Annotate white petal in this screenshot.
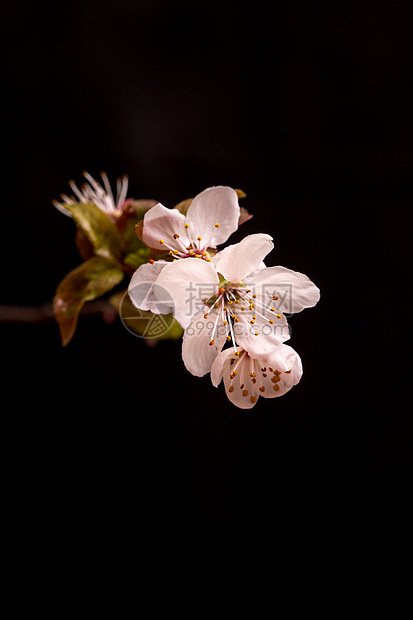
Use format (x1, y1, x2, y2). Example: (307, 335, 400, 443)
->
(212, 234, 274, 284)
(213, 344, 303, 408)
(210, 348, 234, 387)
(234, 310, 290, 357)
(182, 311, 228, 377)
(254, 344, 303, 398)
(142, 202, 189, 251)
(221, 354, 259, 409)
(128, 261, 174, 315)
(251, 266, 320, 314)
(185, 186, 240, 247)
(156, 258, 219, 329)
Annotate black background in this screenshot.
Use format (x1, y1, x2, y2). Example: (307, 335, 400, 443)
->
(1, 0, 412, 551)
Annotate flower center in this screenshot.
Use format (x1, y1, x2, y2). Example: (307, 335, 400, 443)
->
(226, 352, 285, 404)
(158, 222, 221, 261)
(202, 276, 284, 351)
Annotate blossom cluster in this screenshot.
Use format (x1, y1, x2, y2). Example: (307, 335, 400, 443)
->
(53, 173, 320, 409)
(127, 185, 320, 409)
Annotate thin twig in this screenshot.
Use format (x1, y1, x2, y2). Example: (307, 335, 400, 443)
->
(0, 300, 116, 324)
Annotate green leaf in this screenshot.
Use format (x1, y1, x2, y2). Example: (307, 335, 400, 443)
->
(53, 256, 124, 346)
(74, 228, 94, 260)
(123, 247, 151, 270)
(117, 199, 158, 253)
(64, 202, 124, 262)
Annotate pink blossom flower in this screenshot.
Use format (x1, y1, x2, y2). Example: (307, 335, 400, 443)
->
(140, 185, 241, 258)
(211, 343, 303, 409)
(128, 185, 241, 315)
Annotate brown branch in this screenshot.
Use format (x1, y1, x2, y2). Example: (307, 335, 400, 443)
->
(0, 300, 116, 324)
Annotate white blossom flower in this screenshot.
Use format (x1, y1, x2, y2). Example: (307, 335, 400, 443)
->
(128, 185, 241, 316)
(210, 343, 303, 409)
(139, 185, 241, 258)
(155, 233, 320, 376)
(53, 171, 130, 219)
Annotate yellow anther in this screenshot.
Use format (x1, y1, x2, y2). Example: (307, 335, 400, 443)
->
(174, 250, 179, 254)
(223, 320, 228, 326)
(197, 236, 202, 241)
(252, 294, 257, 299)
(276, 314, 282, 319)
(254, 331, 259, 336)
(252, 315, 256, 320)
(234, 317, 239, 323)
(227, 336, 231, 341)
(269, 319, 274, 324)
(149, 259, 155, 264)
(273, 295, 279, 300)
(173, 233, 180, 239)
(204, 313, 208, 319)
(159, 239, 164, 244)
(215, 223, 220, 228)
(184, 223, 189, 229)
(250, 320, 255, 324)
(270, 307, 275, 312)
(169, 250, 173, 255)
(240, 307, 245, 311)
(209, 340, 214, 346)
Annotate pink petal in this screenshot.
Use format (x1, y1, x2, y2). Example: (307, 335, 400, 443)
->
(128, 260, 173, 315)
(182, 310, 229, 377)
(142, 203, 189, 251)
(186, 186, 240, 248)
(251, 266, 320, 314)
(156, 258, 219, 329)
(212, 234, 274, 284)
(234, 310, 290, 357)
